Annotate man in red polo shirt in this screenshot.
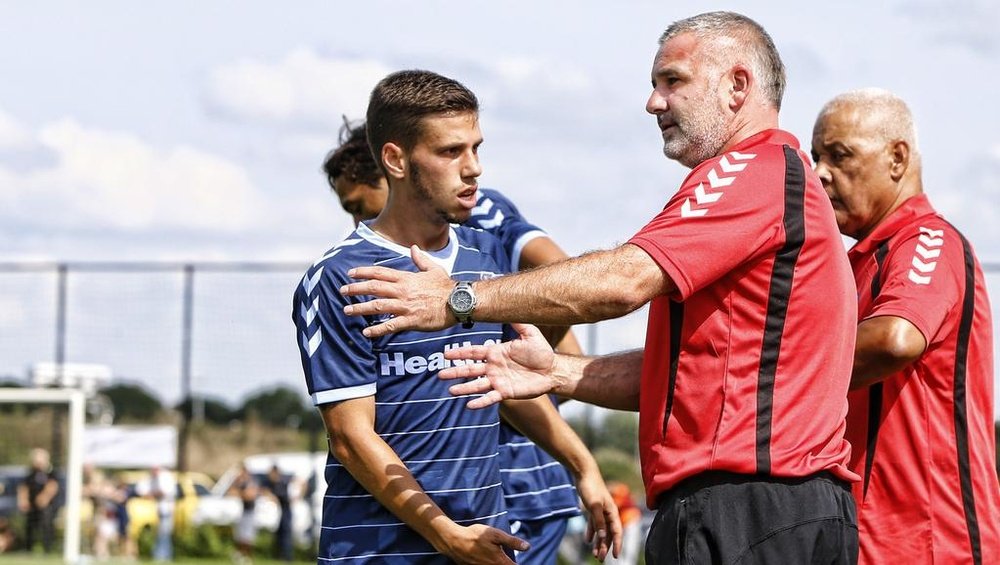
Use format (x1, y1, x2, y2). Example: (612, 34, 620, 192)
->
(341, 11, 860, 565)
(812, 88, 999, 565)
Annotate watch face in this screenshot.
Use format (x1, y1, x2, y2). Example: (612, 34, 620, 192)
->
(450, 289, 475, 313)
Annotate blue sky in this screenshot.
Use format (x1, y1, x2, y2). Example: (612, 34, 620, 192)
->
(1, 1, 998, 414)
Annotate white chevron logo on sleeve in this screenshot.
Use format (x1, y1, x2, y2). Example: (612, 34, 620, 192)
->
(706, 168, 735, 188)
(302, 266, 325, 296)
(477, 209, 505, 229)
(301, 329, 323, 357)
(471, 197, 494, 216)
(694, 183, 721, 203)
(918, 234, 944, 247)
(301, 296, 319, 327)
(679, 152, 756, 218)
(717, 155, 747, 173)
(914, 244, 940, 259)
(681, 199, 708, 217)
(907, 226, 944, 285)
(911, 257, 937, 273)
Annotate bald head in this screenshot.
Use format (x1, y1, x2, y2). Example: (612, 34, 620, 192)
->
(812, 88, 923, 240)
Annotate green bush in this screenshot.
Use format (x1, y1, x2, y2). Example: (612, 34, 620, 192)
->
(174, 524, 230, 558)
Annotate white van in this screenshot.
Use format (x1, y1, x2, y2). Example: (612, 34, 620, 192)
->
(193, 451, 327, 545)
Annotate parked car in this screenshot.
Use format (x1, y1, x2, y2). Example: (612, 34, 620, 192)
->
(193, 452, 326, 545)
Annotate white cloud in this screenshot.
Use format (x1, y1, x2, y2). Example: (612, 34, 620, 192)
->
(0, 107, 33, 150)
(0, 111, 268, 234)
(203, 48, 393, 128)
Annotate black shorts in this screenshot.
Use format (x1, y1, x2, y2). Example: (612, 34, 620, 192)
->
(645, 471, 858, 565)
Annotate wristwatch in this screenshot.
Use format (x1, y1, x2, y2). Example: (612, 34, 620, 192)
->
(447, 281, 477, 329)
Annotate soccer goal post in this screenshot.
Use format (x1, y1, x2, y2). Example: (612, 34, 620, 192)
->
(0, 387, 84, 564)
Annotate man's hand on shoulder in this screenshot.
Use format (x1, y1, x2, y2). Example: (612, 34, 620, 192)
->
(341, 245, 454, 338)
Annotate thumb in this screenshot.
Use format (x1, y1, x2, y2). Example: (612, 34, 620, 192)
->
(511, 322, 542, 340)
(410, 245, 438, 273)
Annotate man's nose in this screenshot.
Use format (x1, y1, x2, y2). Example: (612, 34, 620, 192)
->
(646, 90, 667, 115)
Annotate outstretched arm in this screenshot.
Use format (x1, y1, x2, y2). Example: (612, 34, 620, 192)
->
(441, 323, 644, 411)
(341, 243, 672, 338)
(320, 398, 526, 563)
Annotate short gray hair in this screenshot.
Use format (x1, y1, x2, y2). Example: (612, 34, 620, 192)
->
(818, 88, 919, 149)
(660, 11, 786, 110)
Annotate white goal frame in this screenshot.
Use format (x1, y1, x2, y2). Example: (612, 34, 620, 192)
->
(0, 387, 84, 564)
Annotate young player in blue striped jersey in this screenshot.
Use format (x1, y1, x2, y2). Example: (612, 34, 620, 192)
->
(297, 69, 620, 563)
(325, 122, 594, 565)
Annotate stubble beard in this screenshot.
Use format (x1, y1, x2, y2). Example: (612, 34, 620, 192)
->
(410, 162, 467, 225)
(662, 82, 731, 168)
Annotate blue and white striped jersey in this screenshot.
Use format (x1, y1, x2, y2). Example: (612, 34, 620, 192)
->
(293, 222, 514, 563)
(468, 189, 581, 525)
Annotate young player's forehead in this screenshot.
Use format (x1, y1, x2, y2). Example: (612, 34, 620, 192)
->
(414, 111, 482, 148)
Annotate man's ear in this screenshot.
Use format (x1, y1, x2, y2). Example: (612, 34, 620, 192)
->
(729, 64, 751, 112)
(381, 142, 406, 180)
(888, 140, 910, 182)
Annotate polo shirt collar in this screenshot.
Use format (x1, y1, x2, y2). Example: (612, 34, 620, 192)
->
(849, 194, 935, 257)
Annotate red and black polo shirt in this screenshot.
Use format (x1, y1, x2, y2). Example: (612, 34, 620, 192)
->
(629, 129, 859, 507)
(846, 193, 999, 565)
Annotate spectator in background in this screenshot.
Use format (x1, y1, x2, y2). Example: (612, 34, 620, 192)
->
(83, 465, 121, 560)
(138, 466, 176, 562)
(228, 464, 259, 564)
(17, 447, 60, 554)
(264, 464, 293, 562)
(112, 476, 136, 560)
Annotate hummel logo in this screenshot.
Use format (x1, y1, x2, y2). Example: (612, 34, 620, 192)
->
(908, 226, 944, 285)
(680, 151, 756, 218)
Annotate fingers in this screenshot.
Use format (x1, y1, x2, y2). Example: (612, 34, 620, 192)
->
(587, 510, 609, 562)
(340, 279, 400, 299)
(608, 505, 624, 559)
(442, 344, 490, 364)
(344, 266, 401, 284)
(360, 318, 405, 339)
(445, 373, 491, 395)
(466, 389, 505, 410)
(491, 529, 529, 554)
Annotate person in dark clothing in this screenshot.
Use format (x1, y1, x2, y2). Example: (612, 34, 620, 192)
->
(264, 465, 293, 562)
(17, 448, 60, 554)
